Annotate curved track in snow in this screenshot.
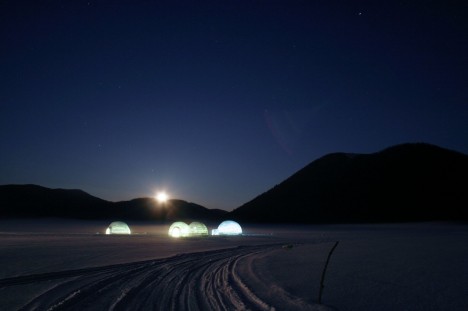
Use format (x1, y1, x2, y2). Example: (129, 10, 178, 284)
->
(0, 244, 290, 311)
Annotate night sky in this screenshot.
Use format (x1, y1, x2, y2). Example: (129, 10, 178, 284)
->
(1, 1, 467, 210)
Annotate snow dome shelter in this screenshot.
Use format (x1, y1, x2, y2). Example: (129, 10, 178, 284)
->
(212, 220, 242, 235)
(168, 221, 190, 238)
(106, 221, 131, 235)
(189, 222, 209, 236)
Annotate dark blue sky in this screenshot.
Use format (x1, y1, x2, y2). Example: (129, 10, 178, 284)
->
(1, 1, 467, 210)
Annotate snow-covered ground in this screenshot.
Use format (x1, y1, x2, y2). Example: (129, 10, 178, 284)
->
(0, 220, 467, 310)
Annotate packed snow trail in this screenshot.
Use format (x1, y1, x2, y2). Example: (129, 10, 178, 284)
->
(1, 244, 303, 311)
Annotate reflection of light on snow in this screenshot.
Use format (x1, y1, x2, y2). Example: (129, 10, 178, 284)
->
(106, 221, 131, 235)
(215, 220, 242, 235)
(212, 229, 219, 235)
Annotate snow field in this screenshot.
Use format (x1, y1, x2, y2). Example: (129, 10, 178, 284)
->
(0, 221, 467, 310)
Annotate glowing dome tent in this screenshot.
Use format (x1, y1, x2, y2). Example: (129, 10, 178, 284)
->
(212, 220, 242, 235)
(106, 221, 131, 235)
(189, 222, 209, 236)
(168, 222, 190, 238)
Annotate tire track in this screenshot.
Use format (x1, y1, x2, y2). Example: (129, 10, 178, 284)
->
(1, 244, 283, 311)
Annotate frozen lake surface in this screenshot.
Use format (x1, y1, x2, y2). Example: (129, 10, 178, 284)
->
(0, 220, 467, 310)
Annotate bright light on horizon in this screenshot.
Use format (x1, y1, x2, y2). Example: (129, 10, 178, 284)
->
(156, 191, 169, 203)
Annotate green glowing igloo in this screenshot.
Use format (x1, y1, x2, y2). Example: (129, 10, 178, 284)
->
(168, 221, 190, 238)
(189, 222, 209, 236)
(106, 221, 131, 235)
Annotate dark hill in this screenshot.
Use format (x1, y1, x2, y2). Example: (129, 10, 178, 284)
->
(231, 143, 468, 223)
(0, 184, 227, 222)
(0, 184, 114, 219)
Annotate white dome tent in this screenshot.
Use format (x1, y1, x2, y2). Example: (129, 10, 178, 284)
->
(106, 221, 131, 235)
(212, 220, 242, 235)
(168, 221, 190, 238)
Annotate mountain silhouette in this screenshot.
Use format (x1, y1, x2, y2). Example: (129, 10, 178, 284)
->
(2, 143, 467, 224)
(231, 143, 468, 223)
(0, 184, 227, 222)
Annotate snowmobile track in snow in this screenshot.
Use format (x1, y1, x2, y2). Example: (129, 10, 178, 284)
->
(1, 244, 284, 311)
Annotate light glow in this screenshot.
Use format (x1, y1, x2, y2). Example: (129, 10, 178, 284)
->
(106, 221, 131, 235)
(156, 191, 169, 203)
(168, 222, 189, 238)
(215, 220, 242, 235)
(172, 227, 181, 238)
(189, 222, 209, 236)
(168, 221, 209, 237)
